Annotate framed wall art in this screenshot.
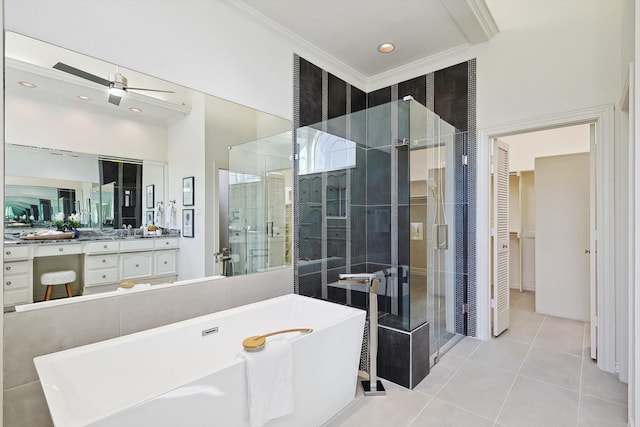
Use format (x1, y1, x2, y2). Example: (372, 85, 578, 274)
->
(146, 185, 155, 209)
(182, 209, 194, 238)
(182, 176, 194, 206)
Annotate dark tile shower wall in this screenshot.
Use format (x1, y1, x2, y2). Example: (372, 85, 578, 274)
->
(294, 55, 476, 386)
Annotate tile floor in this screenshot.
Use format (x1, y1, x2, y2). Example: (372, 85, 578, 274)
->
(324, 290, 628, 427)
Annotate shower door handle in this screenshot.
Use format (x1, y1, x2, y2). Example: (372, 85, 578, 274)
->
(434, 224, 448, 250)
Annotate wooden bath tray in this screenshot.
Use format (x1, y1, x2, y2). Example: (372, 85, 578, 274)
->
(19, 232, 75, 240)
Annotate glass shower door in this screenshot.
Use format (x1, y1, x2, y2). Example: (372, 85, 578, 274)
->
(407, 99, 461, 365)
(227, 134, 291, 276)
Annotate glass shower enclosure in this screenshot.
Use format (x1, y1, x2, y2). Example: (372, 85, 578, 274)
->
(227, 134, 292, 276)
(295, 98, 467, 367)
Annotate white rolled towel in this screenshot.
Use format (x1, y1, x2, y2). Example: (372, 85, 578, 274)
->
(237, 338, 294, 427)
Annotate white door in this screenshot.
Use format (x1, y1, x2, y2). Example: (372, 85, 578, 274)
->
(535, 153, 590, 321)
(588, 124, 597, 360)
(493, 140, 510, 336)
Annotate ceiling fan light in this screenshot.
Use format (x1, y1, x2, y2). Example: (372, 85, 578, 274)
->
(108, 86, 127, 98)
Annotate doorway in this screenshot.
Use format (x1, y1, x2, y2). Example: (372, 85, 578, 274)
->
(477, 105, 615, 373)
(490, 125, 592, 342)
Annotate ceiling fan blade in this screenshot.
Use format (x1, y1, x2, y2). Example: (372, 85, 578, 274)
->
(53, 62, 112, 87)
(126, 87, 176, 94)
(108, 94, 122, 106)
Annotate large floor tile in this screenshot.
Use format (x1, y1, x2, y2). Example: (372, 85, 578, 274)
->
(513, 292, 535, 312)
(436, 360, 515, 421)
(410, 398, 494, 427)
(414, 354, 465, 396)
(323, 388, 432, 427)
(443, 337, 481, 359)
(519, 345, 582, 391)
(534, 315, 584, 355)
(580, 358, 628, 405)
(498, 316, 542, 345)
(578, 395, 628, 426)
(469, 337, 529, 373)
(497, 376, 579, 427)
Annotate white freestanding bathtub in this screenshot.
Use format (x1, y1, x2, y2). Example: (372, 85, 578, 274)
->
(34, 294, 366, 427)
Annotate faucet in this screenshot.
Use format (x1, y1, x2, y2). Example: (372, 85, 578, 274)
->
(338, 273, 386, 396)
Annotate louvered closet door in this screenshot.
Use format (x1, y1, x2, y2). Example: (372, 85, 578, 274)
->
(493, 140, 510, 336)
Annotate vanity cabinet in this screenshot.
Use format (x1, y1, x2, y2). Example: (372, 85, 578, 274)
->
(84, 254, 119, 286)
(83, 238, 179, 295)
(120, 252, 154, 280)
(154, 250, 177, 276)
(3, 245, 33, 307)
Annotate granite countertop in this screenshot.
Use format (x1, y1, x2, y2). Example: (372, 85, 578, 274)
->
(4, 228, 181, 245)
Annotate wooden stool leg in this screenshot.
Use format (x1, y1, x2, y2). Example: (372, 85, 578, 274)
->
(44, 285, 52, 301)
(65, 283, 73, 298)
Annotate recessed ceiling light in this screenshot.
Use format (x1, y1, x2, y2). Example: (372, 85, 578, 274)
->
(18, 81, 36, 88)
(378, 43, 395, 54)
(76, 95, 92, 101)
(129, 107, 142, 113)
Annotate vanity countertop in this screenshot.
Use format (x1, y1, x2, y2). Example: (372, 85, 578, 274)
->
(4, 230, 180, 246)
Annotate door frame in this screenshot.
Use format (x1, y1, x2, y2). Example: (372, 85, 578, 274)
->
(476, 104, 615, 374)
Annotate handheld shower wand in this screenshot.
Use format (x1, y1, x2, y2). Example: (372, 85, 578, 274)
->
(338, 273, 386, 396)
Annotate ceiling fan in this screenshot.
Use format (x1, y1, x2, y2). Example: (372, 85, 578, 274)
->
(52, 62, 175, 106)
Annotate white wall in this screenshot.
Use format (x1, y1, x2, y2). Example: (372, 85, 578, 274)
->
(502, 125, 591, 172)
(5, 93, 168, 162)
(4, 1, 314, 121)
(168, 91, 207, 280)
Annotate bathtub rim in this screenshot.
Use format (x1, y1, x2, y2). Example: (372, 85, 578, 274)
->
(34, 294, 366, 427)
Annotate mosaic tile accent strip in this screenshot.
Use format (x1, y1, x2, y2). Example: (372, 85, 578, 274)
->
(293, 54, 301, 294)
(426, 73, 435, 111)
(467, 58, 477, 337)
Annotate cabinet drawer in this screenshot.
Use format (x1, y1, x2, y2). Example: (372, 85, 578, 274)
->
(4, 260, 31, 275)
(155, 251, 177, 276)
(85, 268, 119, 287)
(86, 254, 118, 269)
(120, 239, 154, 252)
(4, 289, 29, 306)
(4, 274, 30, 290)
(120, 252, 153, 280)
(4, 246, 30, 260)
(37, 244, 82, 257)
(154, 238, 179, 249)
(85, 241, 120, 254)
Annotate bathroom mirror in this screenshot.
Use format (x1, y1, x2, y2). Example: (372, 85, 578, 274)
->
(4, 31, 292, 308)
(3, 144, 159, 230)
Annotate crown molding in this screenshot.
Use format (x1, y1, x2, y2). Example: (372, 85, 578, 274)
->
(366, 44, 474, 92)
(224, 0, 368, 90)
(467, 0, 500, 40)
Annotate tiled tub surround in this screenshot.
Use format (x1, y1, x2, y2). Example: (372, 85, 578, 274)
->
(34, 294, 365, 427)
(3, 267, 293, 427)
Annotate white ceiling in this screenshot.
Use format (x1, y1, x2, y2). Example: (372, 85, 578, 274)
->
(235, 0, 499, 77)
(4, 1, 500, 124)
(4, 32, 192, 124)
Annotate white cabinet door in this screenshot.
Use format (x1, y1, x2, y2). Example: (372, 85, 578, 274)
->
(155, 250, 177, 276)
(120, 252, 153, 280)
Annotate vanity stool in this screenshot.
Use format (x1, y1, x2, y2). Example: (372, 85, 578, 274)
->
(41, 270, 76, 301)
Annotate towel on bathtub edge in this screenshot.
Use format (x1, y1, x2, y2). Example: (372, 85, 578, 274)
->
(237, 337, 294, 427)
